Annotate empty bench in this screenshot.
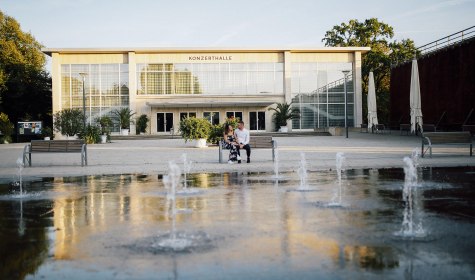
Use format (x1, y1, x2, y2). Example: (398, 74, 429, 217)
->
(219, 136, 276, 163)
(421, 132, 473, 158)
(23, 140, 88, 167)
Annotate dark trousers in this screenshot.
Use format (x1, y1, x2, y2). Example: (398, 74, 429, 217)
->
(236, 144, 251, 158)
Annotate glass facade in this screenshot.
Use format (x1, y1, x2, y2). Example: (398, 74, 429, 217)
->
(291, 62, 354, 129)
(137, 63, 283, 95)
(61, 64, 129, 131)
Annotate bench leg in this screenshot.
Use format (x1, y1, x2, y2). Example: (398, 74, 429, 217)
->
(421, 143, 424, 158)
(81, 144, 88, 166)
(219, 142, 223, 163)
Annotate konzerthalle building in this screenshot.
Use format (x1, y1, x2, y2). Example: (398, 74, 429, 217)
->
(42, 47, 369, 134)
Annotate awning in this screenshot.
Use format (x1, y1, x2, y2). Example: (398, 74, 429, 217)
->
(145, 101, 276, 108)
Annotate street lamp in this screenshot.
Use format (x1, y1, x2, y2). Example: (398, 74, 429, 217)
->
(79, 72, 87, 130)
(342, 70, 350, 138)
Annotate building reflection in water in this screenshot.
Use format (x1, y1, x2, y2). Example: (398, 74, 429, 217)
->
(4, 167, 472, 278)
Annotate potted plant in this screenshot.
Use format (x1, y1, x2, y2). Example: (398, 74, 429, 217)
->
(96, 115, 113, 143)
(53, 109, 85, 139)
(179, 117, 212, 148)
(41, 126, 53, 140)
(80, 124, 101, 144)
(268, 102, 300, 132)
(113, 107, 135, 135)
(136, 114, 149, 135)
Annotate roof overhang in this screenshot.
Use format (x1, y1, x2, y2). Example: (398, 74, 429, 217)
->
(145, 101, 276, 108)
(41, 47, 371, 56)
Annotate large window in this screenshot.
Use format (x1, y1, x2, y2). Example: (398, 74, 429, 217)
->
(137, 62, 283, 95)
(226, 111, 243, 121)
(180, 112, 197, 120)
(60, 64, 129, 132)
(291, 62, 354, 129)
(203, 112, 220, 125)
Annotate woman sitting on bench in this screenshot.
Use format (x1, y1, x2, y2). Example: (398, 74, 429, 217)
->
(223, 124, 240, 164)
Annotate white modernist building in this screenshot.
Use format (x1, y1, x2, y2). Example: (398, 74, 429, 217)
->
(42, 47, 370, 134)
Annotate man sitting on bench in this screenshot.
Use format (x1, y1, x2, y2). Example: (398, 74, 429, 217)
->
(235, 120, 251, 163)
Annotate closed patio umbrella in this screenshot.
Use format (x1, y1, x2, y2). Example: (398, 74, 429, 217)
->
(367, 71, 378, 131)
(410, 59, 423, 134)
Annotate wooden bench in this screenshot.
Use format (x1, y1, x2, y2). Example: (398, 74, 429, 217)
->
(421, 132, 473, 158)
(219, 136, 276, 163)
(23, 140, 88, 167)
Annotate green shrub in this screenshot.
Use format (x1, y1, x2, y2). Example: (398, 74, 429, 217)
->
(136, 114, 149, 134)
(179, 117, 212, 142)
(0, 112, 14, 143)
(53, 109, 84, 136)
(207, 117, 240, 144)
(80, 125, 101, 144)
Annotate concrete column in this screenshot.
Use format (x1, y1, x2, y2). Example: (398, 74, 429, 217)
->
(353, 51, 363, 127)
(128, 52, 137, 134)
(51, 53, 62, 138)
(284, 51, 292, 131)
(51, 53, 61, 114)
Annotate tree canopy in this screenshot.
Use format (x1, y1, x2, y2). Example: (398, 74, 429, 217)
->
(0, 9, 51, 131)
(322, 18, 417, 123)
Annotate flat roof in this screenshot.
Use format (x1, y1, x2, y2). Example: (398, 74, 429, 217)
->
(42, 47, 370, 56)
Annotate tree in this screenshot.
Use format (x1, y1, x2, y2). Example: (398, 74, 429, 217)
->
(322, 18, 417, 123)
(0, 10, 52, 131)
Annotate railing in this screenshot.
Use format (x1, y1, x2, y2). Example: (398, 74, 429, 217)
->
(417, 26, 475, 56)
(310, 73, 353, 95)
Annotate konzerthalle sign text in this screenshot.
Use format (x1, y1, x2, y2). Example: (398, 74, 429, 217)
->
(188, 55, 232, 61)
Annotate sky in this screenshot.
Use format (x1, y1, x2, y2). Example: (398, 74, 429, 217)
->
(2, 0, 475, 67)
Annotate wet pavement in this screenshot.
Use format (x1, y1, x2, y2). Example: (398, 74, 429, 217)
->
(0, 167, 474, 279)
(1, 131, 474, 180)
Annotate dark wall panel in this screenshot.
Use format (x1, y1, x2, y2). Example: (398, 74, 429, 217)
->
(390, 38, 475, 129)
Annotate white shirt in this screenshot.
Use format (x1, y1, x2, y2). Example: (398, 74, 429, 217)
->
(234, 128, 250, 145)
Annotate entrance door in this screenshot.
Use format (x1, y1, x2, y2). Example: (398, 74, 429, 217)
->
(157, 113, 174, 132)
(249, 111, 266, 131)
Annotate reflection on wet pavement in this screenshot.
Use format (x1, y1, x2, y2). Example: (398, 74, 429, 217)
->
(0, 167, 474, 279)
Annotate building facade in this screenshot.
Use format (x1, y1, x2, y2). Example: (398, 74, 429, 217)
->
(43, 47, 369, 134)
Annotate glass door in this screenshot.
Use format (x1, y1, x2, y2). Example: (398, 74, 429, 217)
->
(249, 111, 266, 131)
(157, 112, 174, 132)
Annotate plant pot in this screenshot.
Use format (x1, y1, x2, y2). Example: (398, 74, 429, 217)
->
(101, 135, 107, 144)
(280, 126, 288, 133)
(121, 129, 129, 136)
(44, 137, 50, 140)
(194, 138, 208, 148)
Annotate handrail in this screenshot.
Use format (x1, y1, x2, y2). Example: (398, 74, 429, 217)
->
(392, 26, 475, 67)
(463, 108, 474, 125)
(418, 26, 475, 56)
(311, 73, 353, 95)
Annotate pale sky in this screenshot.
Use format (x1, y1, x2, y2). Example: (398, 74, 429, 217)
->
(2, 0, 474, 57)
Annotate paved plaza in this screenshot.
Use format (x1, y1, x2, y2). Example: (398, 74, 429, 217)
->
(1, 131, 474, 180)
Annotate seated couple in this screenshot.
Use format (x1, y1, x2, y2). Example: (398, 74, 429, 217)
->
(223, 120, 251, 164)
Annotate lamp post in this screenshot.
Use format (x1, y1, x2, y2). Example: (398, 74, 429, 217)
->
(342, 70, 350, 138)
(79, 73, 87, 130)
